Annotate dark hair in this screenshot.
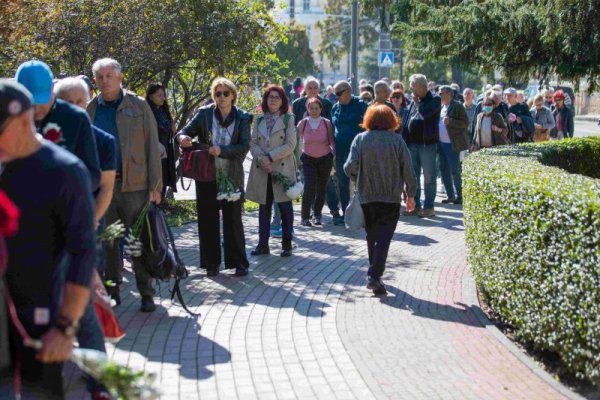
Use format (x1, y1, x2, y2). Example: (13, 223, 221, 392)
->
(293, 77, 303, 90)
(145, 82, 172, 121)
(361, 104, 400, 131)
(261, 85, 289, 114)
(359, 83, 374, 97)
(390, 89, 407, 107)
(306, 97, 323, 110)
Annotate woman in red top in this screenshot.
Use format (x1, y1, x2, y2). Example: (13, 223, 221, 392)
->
(298, 97, 335, 226)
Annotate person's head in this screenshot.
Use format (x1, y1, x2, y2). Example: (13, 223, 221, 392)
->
(463, 88, 475, 105)
(306, 96, 323, 118)
(0, 79, 36, 162)
(78, 75, 95, 99)
(15, 60, 54, 122)
(261, 85, 288, 114)
(373, 80, 391, 103)
(542, 88, 554, 105)
(486, 90, 501, 106)
(481, 96, 495, 115)
(54, 77, 90, 110)
(146, 82, 168, 108)
(361, 104, 400, 132)
(427, 80, 436, 93)
(293, 77, 302, 90)
(92, 58, 123, 100)
(326, 85, 333, 95)
(533, 94, 544, 111)
(389, 89, 407, 109)
(359, 91, 373, 103)
(504, 87, 518, 106)
(304, 76, 320, 98)
(211, 77, 237, 110)
(359, 83, 374, 98)
(391, 80, 404, 92)
(450, 83, 460, 93)
(333, 81, 352, 105)
(438, 85, 454, 106)
(553, 90, 566, 109)
(517, 91, 525, 103)
(410, 74, 429, 98)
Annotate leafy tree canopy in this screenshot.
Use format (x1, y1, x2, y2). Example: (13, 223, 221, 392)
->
(275, 23, 315, 78)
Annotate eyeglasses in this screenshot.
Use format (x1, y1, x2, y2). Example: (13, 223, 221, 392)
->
(215, 91, 230, 98)
(335, 89, 347, 97)
(268, 95, 281, 101)
(391, 95, 401, 99)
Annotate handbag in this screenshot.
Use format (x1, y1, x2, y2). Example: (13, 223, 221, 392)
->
(180, 146, 216, 182)
(345, 191, 364, 230)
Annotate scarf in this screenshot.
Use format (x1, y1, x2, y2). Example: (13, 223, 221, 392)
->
(215, 106, 236, 128)
(264, 111, 280, 133)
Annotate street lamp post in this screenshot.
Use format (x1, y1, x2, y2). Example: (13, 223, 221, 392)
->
(350, 0, 359, 94)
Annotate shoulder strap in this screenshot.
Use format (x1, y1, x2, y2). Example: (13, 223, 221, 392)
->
(283, 113, 291, 127)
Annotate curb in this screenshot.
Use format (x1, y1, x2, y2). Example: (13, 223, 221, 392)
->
(575, 115, 600, 122)
(470, 295, 585, 400)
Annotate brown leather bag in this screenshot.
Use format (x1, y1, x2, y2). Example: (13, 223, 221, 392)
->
(180, 146, 216, 182)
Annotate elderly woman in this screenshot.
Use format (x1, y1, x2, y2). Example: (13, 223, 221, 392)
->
(530, 93, 556, 133)
(344, 105, 417, 295)
(176, 77, 251, 277)
(471, 94, 509, 151)
(246, 85, 297, 257)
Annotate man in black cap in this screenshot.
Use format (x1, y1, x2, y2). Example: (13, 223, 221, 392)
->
(0, 79, 96, 399)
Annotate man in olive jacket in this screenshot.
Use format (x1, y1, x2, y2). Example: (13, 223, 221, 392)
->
(87, 58, 162, 312)
(438, 86, 469, 204)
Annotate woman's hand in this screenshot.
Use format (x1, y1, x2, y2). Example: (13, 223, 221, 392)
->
(209, 145, 221, 157)
(178, 135, 193, 148)
(259, 156, 272, 173)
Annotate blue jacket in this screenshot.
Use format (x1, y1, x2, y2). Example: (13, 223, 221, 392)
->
(402, 92, 441, 145)
(331, 96, 368, 158)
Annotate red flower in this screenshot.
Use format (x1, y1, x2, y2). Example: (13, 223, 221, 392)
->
(44, 128, 62, 143)
(0, 190, 20, 237)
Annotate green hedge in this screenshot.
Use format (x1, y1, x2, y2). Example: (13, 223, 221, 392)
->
(463, 137, 600, 383)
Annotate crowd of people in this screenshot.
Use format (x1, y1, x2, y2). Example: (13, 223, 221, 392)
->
(0, 59, 575, 399)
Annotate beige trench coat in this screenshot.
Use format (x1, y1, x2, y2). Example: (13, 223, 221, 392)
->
(245, 112, 298, 204)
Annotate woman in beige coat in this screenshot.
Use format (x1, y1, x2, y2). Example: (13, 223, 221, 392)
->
(246, 85, 297, 257)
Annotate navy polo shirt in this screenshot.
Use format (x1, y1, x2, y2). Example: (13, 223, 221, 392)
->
(93, 92, 123, 173)
(92, 126, 117, 172)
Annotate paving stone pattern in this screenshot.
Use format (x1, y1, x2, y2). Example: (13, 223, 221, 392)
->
(65, 200, 568, 400)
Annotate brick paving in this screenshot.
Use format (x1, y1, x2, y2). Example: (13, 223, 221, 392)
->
(65, 195, 575, 399)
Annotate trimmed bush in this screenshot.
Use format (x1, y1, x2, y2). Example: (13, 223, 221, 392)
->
(463, 137, 600, 383)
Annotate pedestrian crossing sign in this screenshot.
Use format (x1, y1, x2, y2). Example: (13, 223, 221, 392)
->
(378, 51, 394, 67)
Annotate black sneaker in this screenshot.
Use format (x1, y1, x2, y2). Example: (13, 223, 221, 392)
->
(106, 286, 121, 307)
(206, 268, 219, 277)
(366, 277, 387, 295)
(333, 215, 345, 226)
(234, 266, 249, 277)
(441, 197, 457, 204)
(140, 296, 156, 313)
(312, 216, 322, 225)
(301, 219, 312, 227)
(453, 197, 463, 205)
(281, 248, 292, 257)
(251, 245, 270, 256)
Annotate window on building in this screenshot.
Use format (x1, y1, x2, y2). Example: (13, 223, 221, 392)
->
(303, 0, 310, 11)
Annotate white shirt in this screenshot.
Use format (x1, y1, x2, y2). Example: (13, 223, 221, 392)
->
(308, 116, 322, 130)
(480, 116, 493, 147)
(438, 105, 451, 143)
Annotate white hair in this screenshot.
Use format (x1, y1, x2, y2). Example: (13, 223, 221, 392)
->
(463, 88, 474, 96)
(304, 76, 320, 88)
(92, 58, 122, 77)
(333, 80, 351, 93)
(374, 80, 391, 95)
(409, 74, 428, 90)
(54, 77, 90, 101)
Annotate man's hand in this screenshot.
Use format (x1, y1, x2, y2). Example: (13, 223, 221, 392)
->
(150, 190, 161, 205)
(209, 145, 221, 157)
(37, 328, 73, 363)
(406, 197, 416, 212)
(178, 135, 193, 148)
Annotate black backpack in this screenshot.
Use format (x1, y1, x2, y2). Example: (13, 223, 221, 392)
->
(138, 204, 197, 315)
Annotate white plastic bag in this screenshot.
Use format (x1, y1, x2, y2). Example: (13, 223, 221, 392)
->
(345, 192, 364, 230)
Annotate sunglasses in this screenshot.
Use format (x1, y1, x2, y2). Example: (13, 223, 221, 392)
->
(391, 95, 402, 99)
(335, 89, 347, 97)
(215, 91, 230, 98)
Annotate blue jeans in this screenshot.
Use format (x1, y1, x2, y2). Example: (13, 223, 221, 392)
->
(408, 143, 437, 209)
(438, 142, 462, 199)
(326, 174, 340, 215)
(335, 156, 351, 214)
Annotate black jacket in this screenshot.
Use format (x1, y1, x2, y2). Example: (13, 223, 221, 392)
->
(292, 95, 333, 125)
(402, 92, 442, 145)
(176, 105, 252, 191)
(553, 106, 574, 138)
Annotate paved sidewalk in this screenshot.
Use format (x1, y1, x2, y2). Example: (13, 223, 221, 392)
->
(65, 199, 574, 399)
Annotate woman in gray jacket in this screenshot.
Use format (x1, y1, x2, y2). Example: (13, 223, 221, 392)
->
(530, 94, 556, 132)
(344, 105, 417, 295)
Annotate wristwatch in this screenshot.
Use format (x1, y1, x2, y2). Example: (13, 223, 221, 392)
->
(55, 316, 80, 338)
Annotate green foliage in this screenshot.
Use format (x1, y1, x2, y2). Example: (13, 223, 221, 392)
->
(275, 24, 315, 78)
(463, 137, 600, 383)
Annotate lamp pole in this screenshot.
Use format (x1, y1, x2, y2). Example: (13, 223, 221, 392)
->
(350, 0, 359, 94)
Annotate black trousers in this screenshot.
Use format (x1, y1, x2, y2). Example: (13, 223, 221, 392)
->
(301, 153, 334, 220)
(361, 202, 400, 279)
(258, 175, 294, 250)
(195, 180, 249, 270)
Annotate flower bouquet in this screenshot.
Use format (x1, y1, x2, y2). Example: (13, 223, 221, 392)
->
(272, 171, 304, 200)
(124, 202, 152, 258)
(97, 220, 125, 243)
(216, 167, 241, 202)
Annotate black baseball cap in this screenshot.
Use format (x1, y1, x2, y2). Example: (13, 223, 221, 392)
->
(0, 79, 33, 131)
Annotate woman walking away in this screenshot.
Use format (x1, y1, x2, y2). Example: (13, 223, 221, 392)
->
(344, 105, 417, 295)
(176, 77, 251, 277)
(146, 82, 177, 198)
(298, 97, 335, 226)
(246, 85, 297, 257)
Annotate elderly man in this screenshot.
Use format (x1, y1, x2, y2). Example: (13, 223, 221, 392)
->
(331, 80, 368, 224)
(437, 86, 469, 205)
(504, 87, 534, 143)
(292, 76, 333, 123)
(15, 60, 101, 193)
(463, 88, 477, 143)
(0, 79, 96, 399)
(401, 74, 442, 218)
(87, 58, 162, 312)
(370, 80, 397, 112)
(542, 88, 555, 111)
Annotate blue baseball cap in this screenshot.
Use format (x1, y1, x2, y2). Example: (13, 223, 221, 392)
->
(15, 60, 54, 105)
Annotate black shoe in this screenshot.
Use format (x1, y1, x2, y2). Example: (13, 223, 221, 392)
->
(206, 268, 219, 277)
(106, 286, 121, 307)
(140, 296, 156, 313)
(251, 245, 270, 256)
(453, 197, 463, 205)
(234, 266, 249, 277)
(441, 197, 457, 204)
(281, 248, 292, 257)
(366, 277, 387, 295)
(313, 216, 322, 225)
(301, 219, 312, 227)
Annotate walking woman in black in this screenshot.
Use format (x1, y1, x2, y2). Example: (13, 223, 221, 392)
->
(176, 77, 252, 277)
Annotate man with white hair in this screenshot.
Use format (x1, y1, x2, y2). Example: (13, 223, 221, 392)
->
(371, 80, 396, 112)
(292, 76, 333, 126)
(401, 74, 442, 218)
(463, 88, 477, 143)
(87, 58, 162, 312)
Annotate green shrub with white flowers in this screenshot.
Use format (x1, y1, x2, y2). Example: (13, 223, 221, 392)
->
(463, 137, 600, 383)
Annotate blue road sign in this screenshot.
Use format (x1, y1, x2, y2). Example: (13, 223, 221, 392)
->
(378, 51, 394, 67)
